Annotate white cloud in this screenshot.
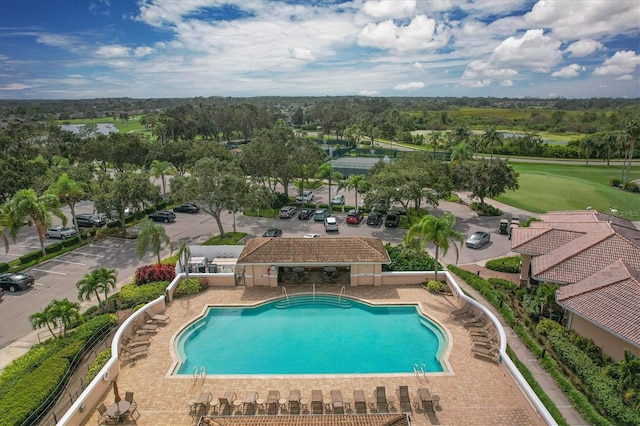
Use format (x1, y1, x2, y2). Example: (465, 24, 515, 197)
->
(36, 33, 80, 49)
(362, 0, 416, 19)
(565, 39, 602, 58)
(460, 79, 492, 88)
(593, 50, 639, 76)
(95, 45, 132, 58)
(500, 79, 513, 87)
(462, 29, 562, 81)
(133, 46, 154, 57)
(525, 0, 640, 40)
(0, 83, 32, 90)
(393, 81, 424, 91)
(551, 64, 585, 78)
(288, 46, 315, 60)
(357, 15, 449, 52)
(358, 90, 379, 96)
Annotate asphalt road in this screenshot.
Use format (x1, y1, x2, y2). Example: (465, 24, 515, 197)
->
(0, 184, 521, 350)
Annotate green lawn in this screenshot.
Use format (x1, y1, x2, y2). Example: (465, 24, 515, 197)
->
(496, 163, 640, 220)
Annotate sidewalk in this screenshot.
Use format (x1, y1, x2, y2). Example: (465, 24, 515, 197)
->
(455, 264, 587, 426)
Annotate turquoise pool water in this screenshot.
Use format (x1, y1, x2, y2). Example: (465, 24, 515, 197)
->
(175, 295, 446, 375)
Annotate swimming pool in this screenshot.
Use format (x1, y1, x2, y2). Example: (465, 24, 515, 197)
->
(174, 294, 447, 375)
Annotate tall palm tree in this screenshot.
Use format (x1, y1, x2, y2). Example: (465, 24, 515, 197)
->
(406, 213, 463, 282)
(136, 219, 172, 264)
(8, 189, 66, 256)
(621, 120, 639, 187)
(1, 203, 11, 254)
(150, 160, 175, 198)
(176, 242, 192, 279)
(76, 267, 117, 307)
(450, 142, 473, 162)
(29, 307, 58, 339)
(315, 163, 344, 205)
(49, 298, 81, 337)
(428, 131, 442, 159)
(482, 127, 503, 159)
(340, 174, 366, 209)
(47, 173, 85, 236)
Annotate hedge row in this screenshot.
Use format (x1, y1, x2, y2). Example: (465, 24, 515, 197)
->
(544, 328, 639, 425)
(447, 265, 612, 426)
(485, 256, 521, 273)
(0, 262, 9, 273)
(20, 250, 43, 264)
(0, 340, 83, 425)
(119, 281, 168, 308)
(174, 278, 208, 298)
(45, 242, 63, 254)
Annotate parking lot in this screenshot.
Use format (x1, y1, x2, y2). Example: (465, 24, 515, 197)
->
(0, 185, 524, 352)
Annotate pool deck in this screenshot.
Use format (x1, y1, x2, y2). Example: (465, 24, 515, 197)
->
(82, 285, 545, 425)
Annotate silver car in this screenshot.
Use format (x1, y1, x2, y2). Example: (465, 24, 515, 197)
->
(46, 226, 78, 239)
(465, 231, 491, 249)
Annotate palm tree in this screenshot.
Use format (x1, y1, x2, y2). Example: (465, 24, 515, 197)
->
(621, 120, 639, 187)
(1, 203, 12, 254)
(150, 160, 175, 198)
(49, 298, 81, 337)
(609, 350, 640, 393)
(315, 163, 344, 205)
(136, 219, 172, 264)
(176, 242, 192, 279)
(428, 131, 442, 158)
(405, 213, 464, 282)
(340, 174, 366, 209)
(482, 127, 503, 159)
(450, 142, 473, 162)
(77, 267, 117, 307)
(29, 307, 58, 339)
(47, 173, 85, 236)
(7, 189, 66, 256)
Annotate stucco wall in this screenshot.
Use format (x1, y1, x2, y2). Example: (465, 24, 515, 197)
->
(569, 313, 640, 361)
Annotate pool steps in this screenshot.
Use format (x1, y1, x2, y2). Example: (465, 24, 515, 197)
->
(274, 294, 353, 309)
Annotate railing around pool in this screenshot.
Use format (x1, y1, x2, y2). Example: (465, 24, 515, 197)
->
(282, 286, 289, 306)
(339, 285, 346, 304)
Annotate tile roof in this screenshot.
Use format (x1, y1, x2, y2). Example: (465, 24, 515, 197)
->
(237, 237, 391, 265)
(556, 260, 640, 346)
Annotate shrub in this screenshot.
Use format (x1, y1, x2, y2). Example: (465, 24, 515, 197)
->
(85, 349, 112, 384)
(610, 178, 623, 187)
(426, 280, 446, 292)
(19, 250, 42, 265)
(485, 256, 521, 273)
(470, 202, 502, 216)
(174, 278, 208, 298)
(119, 281, 168, 308)
(271, 192, 290, 209)
(45, 242, 63, 254)
(625, 181, 639, 193)
(0, 262, 8, 273)
(135, 263, 176, 285)
(488, 277, 520, 293)
(61, 236, 80, 247)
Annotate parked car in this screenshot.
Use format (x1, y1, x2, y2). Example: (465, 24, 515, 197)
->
(367, 211, 383, 227)
(384, 211, 400, 227)
(296, 190, 314, 202)
(0, 272, 34, 292)
(279, 206, 297, 219)
(263, 228, 283, 237)
(303, 233, 320, 238)
(346, 209, 364, 224)
(173, 203, 200, 213)
(313, 208, 331, 221)
(74, 213, 106, 228)
(298, 208, 315, 220)
(148, 210, 176, 223)
(331, 194, 345, 205)
(466, 231, 491, 248)
(324, 216, 339, 232)
(45, 226, 78, 239)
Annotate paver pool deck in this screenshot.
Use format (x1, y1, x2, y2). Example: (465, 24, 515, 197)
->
(82, 285, 545, 425)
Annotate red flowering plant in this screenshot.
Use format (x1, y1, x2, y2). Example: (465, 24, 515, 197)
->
(135, 263, 176, 285)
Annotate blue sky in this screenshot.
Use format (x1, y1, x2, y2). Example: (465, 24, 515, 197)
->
(1, 0, 638, 99)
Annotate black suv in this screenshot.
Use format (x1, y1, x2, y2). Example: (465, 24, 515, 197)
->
(384, 211, 400, 227)
(74, 213, 106, 227)
(149, 210, 176, 223)
(367, 211, 383, 227)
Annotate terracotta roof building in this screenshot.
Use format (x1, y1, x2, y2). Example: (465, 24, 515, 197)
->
(511, 210, 640, 361)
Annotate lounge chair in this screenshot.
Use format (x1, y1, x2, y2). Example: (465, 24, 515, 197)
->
(375, 386, 388, 413)
(147, 310, 170, 324)
(218, 392, 236, 415)
(330, 390, 344, 414)
(472, 342, 498, 353)
(416, 387, 434, 413)
(397, 386, 411, 413)
(288, 389, 301, 414)
(353, 390, 367, 414)
(450, 302, 473, 318)
(243, 391, 258, 415)
(123, 332, 152, 343)
(468, 322, 494, 336)
(460, 312, 485, 327)
(472, 331, 498, 346)
(311, 389, 323, 414)
(266, 390, 279, 415)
